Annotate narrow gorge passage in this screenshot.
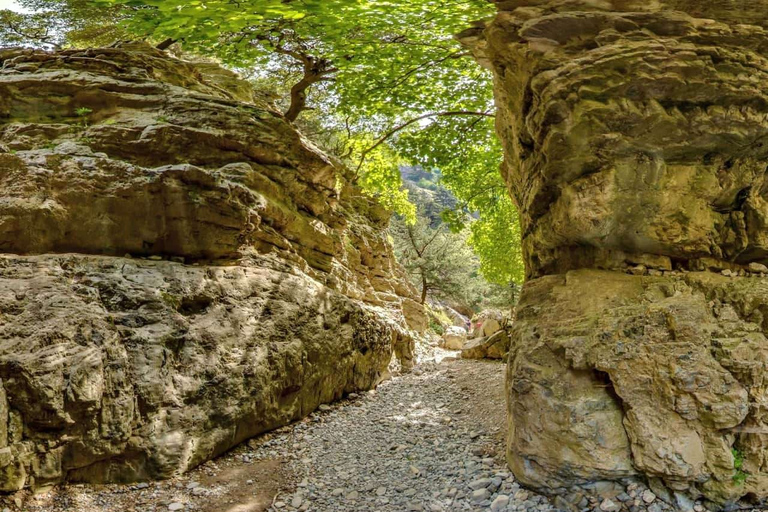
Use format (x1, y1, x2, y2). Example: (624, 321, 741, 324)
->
(18, 359, 554, 512)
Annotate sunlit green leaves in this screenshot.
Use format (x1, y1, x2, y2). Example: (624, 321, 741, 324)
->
(71, 0, 524, 286)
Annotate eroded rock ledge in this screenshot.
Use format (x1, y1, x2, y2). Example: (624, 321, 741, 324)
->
(461, 1, 768, 508)
(0, 44, 422, 490)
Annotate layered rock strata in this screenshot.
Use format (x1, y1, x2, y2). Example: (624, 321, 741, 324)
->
(461, 1, 768, 507)
(0, 44, 420, 490)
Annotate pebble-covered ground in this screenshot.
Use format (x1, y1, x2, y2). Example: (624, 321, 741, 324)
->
(1, 356, 754, 512)
(258, 358, 534, 512)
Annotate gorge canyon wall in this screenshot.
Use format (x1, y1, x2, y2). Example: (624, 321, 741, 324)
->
(0, 44, 422, 490)
(461, 1, 768, 508)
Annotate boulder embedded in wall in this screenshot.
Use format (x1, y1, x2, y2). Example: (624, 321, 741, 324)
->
(0, 44, 418, 490)
(442, 326, 468, 350)
(461, 1, 768, 506)
(402, 298, 429, 333)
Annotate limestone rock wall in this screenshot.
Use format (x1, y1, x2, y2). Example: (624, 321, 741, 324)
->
(461, 1, 768, 508)
(0, 44, 420, 490)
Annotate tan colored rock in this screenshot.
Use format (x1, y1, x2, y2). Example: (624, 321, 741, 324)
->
(462, 2, 768, 506)
(462, 2, 768, 279)
(481, 318, 502, 337)
(0, 44, 418, 490)
(470, 309, 504, 337)
(461, 331, 510, 360)
(442, 326, 468, 350)
(402, 298, 429, 333)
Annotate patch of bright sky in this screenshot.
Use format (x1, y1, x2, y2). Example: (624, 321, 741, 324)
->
(0, 0, 30, 12)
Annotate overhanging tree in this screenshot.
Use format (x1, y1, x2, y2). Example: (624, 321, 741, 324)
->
(12, 0, 526, 286)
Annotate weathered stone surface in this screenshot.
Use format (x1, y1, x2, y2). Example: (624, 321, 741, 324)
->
(462, 1, 768, 279)
(509, 270, 765, 500)
(471, 310, 505, 338)
(402, 298, 429, 333)
(461, 331, 510, 360)
(442, 326, 468, 350)
(0, 44, 421, 490)
(462, 2, 768, 507)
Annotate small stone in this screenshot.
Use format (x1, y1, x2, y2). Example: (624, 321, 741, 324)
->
(470, 488, 490, 503)
(331, 488, 344, 497)
(168, 503, 184, 512)
(749, 262, 768, 273)
(721, 269, 733, 277)
(629, 265, 646, 275)
(491, 495, 510, 511)
(600, 498, 621, 512)
(376, 486, 387, 496)
(291, 495, 303, 508)
(186, 482, 199, 489)
(318, 404, 331, 412)
(148, 255, 163, 261)
(136, 482, 150, 489)
(468, 477, 492, 490)
(407, 503, 423, 511)
(274, 501, 286, 509)
(642, 490, 657, 504)
(192, 487, 206, 496)
(346, 490, 359, 500)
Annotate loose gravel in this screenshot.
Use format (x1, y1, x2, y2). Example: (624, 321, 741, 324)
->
(1, 354, 748, 512)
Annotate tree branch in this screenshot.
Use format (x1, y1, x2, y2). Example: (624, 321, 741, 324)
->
(355, 110, 494, 174)
(156, 38, 177, 50)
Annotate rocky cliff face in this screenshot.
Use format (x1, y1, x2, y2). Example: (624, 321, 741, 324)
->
(0, 44, 420, 490)
(461, 1, 768, 507)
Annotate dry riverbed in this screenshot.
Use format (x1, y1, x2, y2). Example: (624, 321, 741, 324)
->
(0, 357, 736, 512)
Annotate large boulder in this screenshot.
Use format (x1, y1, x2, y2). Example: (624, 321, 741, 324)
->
(442, 326, 468, 350)
(0, 44, 418, 490)
(461, 331, 510, 360)
(462, 2, 768, 507)
(470, 309, 505, 338)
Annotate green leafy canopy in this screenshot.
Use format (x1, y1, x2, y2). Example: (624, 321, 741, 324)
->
(54, 0, 526, 286)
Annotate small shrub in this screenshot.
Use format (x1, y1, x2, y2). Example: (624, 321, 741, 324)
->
(732, 448, 748, 484)
(75, 107, 93, 128)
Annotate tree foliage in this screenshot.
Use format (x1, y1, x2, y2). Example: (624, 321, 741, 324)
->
(0, 0, 125, 48)
(5, 0, 526, 289)
(391, 207, 520, 311)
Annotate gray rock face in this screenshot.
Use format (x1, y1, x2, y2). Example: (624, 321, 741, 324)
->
(462, 1, 768, 508)
(0, 44, 421, 490)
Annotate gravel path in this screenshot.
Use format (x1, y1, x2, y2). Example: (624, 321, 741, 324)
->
(253, 358, 553, 512)
(2, 357, 726, 512)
